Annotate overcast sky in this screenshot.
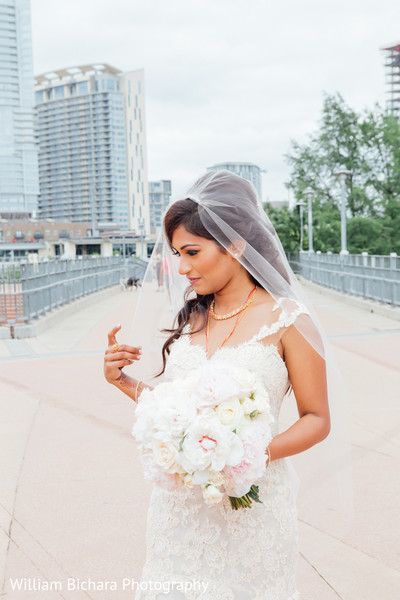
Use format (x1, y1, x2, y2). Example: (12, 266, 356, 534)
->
(31, 0, 399, 205)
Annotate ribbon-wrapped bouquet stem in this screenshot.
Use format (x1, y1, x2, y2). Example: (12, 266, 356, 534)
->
(131, 359, 273, 510)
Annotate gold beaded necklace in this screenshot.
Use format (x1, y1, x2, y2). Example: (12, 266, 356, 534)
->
(209, 284, 257, 320)
(206, 286, 257, 357)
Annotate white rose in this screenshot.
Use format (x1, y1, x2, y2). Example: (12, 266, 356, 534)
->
(240, 397, 256, 416)
(152, 440, 182, 474)
(215, 398, 245, 428)
(202, 483, 224, 505)
(231, 365, 258, 397)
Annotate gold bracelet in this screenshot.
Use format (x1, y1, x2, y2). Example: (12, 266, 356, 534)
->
(265, 446, 271, 469)
(134, 379, 142, 403)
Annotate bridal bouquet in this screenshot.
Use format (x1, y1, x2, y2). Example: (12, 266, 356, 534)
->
(131, 359, 274, 510)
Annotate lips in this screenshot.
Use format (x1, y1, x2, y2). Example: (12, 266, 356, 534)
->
(188, 278, 200, 284)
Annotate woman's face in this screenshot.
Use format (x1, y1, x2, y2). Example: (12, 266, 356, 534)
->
(171, 224, 238, 294)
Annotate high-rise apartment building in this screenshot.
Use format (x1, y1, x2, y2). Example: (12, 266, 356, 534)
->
(34, 64, 150, 234)
(207, 162, 263, 200)
(0, 0, 39, 216)
(149, 179, 171, 234)
(382, 42, 400, 117)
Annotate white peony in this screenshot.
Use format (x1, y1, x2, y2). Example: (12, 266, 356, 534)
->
(179, 413, 244, 474)
(152, 392, 197, 440)
(215, 398, 245, 428)
(194, 361, 240, 409)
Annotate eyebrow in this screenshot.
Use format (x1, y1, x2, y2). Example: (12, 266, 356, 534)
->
(175, 244, 200, 251)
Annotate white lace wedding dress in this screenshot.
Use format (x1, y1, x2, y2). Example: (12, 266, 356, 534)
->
(134, 298, 307, 600)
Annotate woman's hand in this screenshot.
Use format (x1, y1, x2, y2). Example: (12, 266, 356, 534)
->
(104, 324, 142, 384)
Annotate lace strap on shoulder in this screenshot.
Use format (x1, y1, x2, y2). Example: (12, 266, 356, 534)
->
(252, 297, 310, 342)
(181, 322, 191, 337)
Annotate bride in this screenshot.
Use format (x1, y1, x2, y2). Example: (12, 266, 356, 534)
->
(103, 170, 346, 599)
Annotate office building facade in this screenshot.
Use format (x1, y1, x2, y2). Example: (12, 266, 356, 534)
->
(207, 162, 263, 200)
(0, 0, 39, 216)
(35, 65, 150, 233)
(149, 179, 171, 234)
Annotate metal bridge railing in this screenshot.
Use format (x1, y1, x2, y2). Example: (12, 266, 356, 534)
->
(288, 251, 400, 306)
(0, 256, 148, 325)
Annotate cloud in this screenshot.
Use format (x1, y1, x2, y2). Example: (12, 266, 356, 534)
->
(31, 0, 400, 201)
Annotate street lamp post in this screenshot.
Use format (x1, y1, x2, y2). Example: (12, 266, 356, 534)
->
(296, 200, 306, 251)
(304, 187, 314, 253)
(334, 167, 352, 255)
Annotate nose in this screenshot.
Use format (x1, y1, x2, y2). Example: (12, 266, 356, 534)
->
(178, 255, 191, 276)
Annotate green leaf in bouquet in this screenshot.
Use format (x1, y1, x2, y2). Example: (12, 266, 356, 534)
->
(178, 434, 187, 452)
(228, 484, 263, 510)
(249, 410, 260, 419)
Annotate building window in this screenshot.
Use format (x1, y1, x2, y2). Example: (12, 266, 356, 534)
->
(54, 86, 65, 99)
(78, 81, 88, 95)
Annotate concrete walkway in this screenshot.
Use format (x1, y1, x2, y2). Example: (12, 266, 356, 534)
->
(0, 283, 399, 599)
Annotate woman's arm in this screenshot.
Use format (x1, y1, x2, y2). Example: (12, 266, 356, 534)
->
(267, 321, 330, 462)
(104, 325, 153, 403)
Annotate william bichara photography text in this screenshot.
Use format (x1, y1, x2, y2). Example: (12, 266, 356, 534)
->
(8, 577, 209, 594)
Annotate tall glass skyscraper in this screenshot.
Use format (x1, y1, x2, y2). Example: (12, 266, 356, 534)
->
(35, 64, 149, 233)
(0, 0, 39, 216)
(149, 179, 171, 234)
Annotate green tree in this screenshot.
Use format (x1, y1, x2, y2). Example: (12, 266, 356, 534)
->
(263, 203, 300, 253)
(285, 93, 400, 254)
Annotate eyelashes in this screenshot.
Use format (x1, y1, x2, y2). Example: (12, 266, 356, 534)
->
(172, 250, 199, 257)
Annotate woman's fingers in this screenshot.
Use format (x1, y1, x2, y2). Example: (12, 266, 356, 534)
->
(105, 347, 142, 359)
(109, 359, 134, 368)
(106, 343, 142, 354)
(107, 324, 122, 347)
(106, 351, 141, 362)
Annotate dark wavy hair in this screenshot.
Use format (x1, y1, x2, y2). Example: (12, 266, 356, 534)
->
(156, 179, 290, 377)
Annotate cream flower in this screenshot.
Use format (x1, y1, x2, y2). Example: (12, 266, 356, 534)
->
(152, 440, 182, 474)
(181, 473, 196, 488)
(202, 483, 224, 505)
(215, 398, 245, 428)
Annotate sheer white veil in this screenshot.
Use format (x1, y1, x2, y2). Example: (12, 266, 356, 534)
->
(129, 169, 354, 537)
